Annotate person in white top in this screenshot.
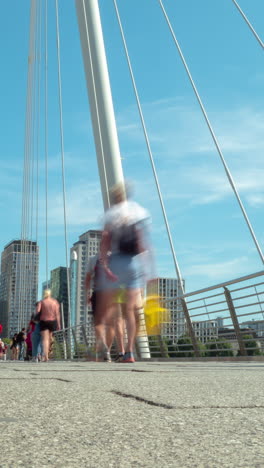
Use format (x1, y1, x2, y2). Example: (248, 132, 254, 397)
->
(98, 181, 155, 363)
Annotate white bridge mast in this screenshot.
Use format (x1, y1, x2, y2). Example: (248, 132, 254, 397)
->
(75, 0, 124, 210)
(75, 0, 150, 358)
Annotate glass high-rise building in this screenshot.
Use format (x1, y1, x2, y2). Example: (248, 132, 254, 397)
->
(50, 266, 69, 328)
(70, 230, 102, 326)
(0, 239, 39, 337)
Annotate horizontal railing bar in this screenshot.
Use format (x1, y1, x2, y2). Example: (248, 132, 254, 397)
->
(187, 299, 227, 312)
(229, 281, 264, 294)
(236, 309, 264, 319)
(181, 270, 264, 299)
(234, 302, 264, 311)
(189, 307, 230, 318)
(232, 293, 264, 303)
(185, 292, 225, 305)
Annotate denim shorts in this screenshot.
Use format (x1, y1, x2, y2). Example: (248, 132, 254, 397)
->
(98, 253, 143, 290)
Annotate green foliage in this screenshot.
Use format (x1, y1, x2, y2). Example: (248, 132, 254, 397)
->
(176, 335, 194, 357)
(75, 343, 87, 358)
(164, 339, 179, 358)
(52, 339, 72, 360)
(205, 338, 233, 357)
(176, 335, 205, 357)
(148, 335, 169, 358)
(2, 338, 11, 345)
(237, 334, 261, 356)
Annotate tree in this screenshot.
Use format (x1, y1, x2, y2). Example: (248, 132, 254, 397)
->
(2, 338, 11, 345)
(205, 338, 233, 357)
(164, 339, 178, 358)
(237, 334, 261, 356)
(176, 335, 205, 357)
(176, 335, 194, 357)
(148, 335, 169, 358)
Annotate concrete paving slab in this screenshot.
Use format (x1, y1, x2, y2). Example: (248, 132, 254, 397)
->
(0, 360, 264, 467)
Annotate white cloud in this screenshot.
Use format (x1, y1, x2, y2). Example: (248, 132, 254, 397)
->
(116, 98, 264, 210)
(183, 256, 251, 282)
(37, 181, 104, 229)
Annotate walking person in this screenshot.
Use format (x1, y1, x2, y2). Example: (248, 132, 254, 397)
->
(0, 338, 7, 360)
(10, 333, 19, 360)
(25, 320, 35, 360)
(85, 253, 115, 362)
(36, 290, 61, 362)
(32, 303, 43, 362)
(17, 328, 27, 361)
(97, 181, 155, 363)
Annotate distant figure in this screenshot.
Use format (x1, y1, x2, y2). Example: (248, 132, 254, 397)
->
(0, 338, 7, 360)
(25, 321, 35, 360)
(31, 302, 43, 362)
(17, 328, 27, 361)
(98, 181, 155, 363)
(36, 289, 61, 362)
(10, 333, 19, 360)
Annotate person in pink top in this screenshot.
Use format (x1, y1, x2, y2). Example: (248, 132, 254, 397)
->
(36, 289, 61, 362)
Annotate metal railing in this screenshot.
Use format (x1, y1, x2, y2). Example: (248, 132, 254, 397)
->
(52, 270, 264, 360)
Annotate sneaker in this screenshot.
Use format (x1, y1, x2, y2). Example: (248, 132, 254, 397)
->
(114, 353, 124, 362)
(103, 351, 111, 363)
(122, 352, 135, 363)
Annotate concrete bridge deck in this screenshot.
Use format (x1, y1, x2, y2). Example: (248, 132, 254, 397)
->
(1, 360, 264, 468)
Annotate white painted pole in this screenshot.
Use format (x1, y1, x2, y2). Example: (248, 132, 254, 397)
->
(75, 0, 150, 359)
(75, 0, 124, 210)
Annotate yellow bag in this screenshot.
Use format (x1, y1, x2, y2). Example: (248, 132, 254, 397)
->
(143, 295, 170, 335)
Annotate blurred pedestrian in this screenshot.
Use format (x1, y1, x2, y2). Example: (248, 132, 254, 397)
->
(17, 328, 27, 361)
(32, 303, 43, 362)
(25, 321, 35, 360)
(36, 289, 61, 362)
(85, 253, 115, 361)
(0, 338, 6, 360)
(10, 333, 19, 360)
(98, 181, 155, 363)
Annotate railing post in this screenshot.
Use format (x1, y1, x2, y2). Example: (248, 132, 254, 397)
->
(81, 324, 89, 354)
(224, 287, 247, 356)
(71, 328, 80, 359)
(158, 335, 168, 358)
(180, 298, 201, 357)
(61, 303, 67, 360)
(135, 308, 151, 359)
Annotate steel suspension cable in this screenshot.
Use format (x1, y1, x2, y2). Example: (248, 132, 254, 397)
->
(113, 0, 185, 293)
(25, 0, 38, 325)
(158, 0, 264, 265)
(19, 0, 37, 329)
(35, 0, 42, 246)
(231, 0, 264, 49)
(28, 0, 41, 316)
(44, 0, 49, 285)
(54, 0, 71, 321)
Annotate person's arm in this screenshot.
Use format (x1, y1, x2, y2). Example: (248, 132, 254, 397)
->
(99, 230, 118, 281)
(85, 271, 92, 304)
(56, 302, 61, 330)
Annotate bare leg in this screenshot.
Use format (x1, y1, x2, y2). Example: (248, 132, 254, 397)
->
(115, 303, 125, 354)
(94, 290, 114, 357)
(105, 323, 115, 351)
(41, 330, 50, 361)
(125, 288, 141, 353)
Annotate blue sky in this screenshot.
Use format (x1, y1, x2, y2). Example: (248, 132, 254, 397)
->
(0, 0, 263, 296)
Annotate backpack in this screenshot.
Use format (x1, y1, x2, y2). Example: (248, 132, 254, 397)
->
(118, 223, 139, 255)
(16, 332, 24, 343)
